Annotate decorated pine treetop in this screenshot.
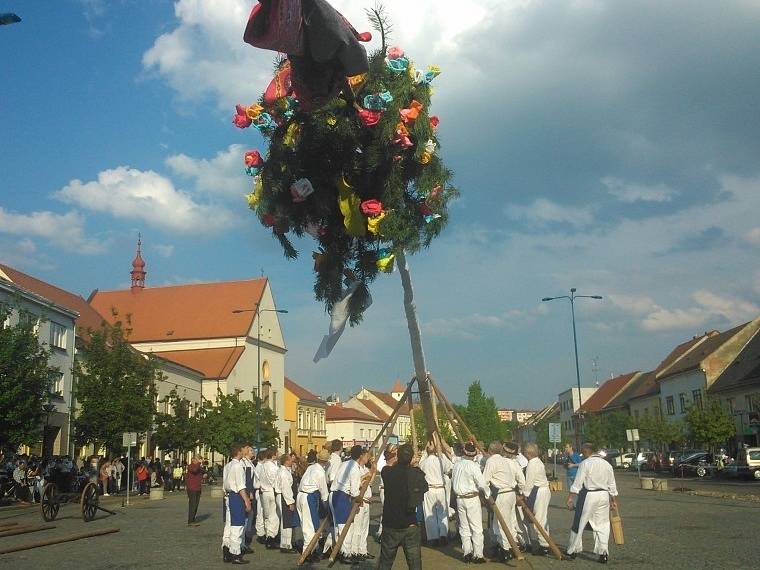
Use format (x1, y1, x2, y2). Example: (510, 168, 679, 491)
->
(235, 4, 457, 325)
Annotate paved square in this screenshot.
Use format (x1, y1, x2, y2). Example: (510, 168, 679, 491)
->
(1, 472, 758, 569)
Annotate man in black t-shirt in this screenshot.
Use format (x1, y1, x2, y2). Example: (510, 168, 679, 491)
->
(377, 444, 428, 570)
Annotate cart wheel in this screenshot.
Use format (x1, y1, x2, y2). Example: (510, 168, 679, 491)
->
(81, 482, 99, 522)
(696, 466, 706, 478)
(40, 482, 59, 522)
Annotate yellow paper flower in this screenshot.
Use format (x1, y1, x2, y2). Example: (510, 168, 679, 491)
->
(347, 73, 367, 88)
(367, 211, 386, 235)
(326, 115, 337, 126)
(245, 176, 262, 209)
(376, 253, 395, 273)
(419, 151, 431, 165)
(337, 177, 366, 237)
(283, 122, 301, 148)
(246, 104, 264, 120)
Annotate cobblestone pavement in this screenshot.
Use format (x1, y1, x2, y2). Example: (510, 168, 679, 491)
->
(1, 473, 758, 569)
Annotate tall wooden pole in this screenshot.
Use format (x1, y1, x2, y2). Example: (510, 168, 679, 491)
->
(396, 250, 437, 435)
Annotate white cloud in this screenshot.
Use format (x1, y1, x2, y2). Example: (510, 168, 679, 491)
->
(0, 208, 105, 254)
(607, 294, 659, 316)
(602, 177, 677, 203)
(506, 198, 594, 228)
(153, 244, 176, 257)
(55, 166, 238, 234)
(640, 290, 758, 332)
(165, 144, 249, 199)
(745, 227, 760, 246)
(141, 0, 495, 109)
(423, 309, 536, 340)
(641, 307, 712, 332)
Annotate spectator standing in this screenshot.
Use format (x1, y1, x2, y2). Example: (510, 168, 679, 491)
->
(99, 458, 111, 496)
(136, 462, 149, 495)
(186, 455, 203, 526)
(13, 462, 30, 504)
(376, 444, 428, 570)
(173, 462, 184, 491)
(564, 443, 582, 494)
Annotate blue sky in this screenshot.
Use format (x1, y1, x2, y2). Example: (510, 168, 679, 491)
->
(2, 0, 760, 409)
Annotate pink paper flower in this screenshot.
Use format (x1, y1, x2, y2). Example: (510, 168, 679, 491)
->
(360, 199, 384, 216)
(387, 46, 404, 60)
(233, 104, 252, 129)
(244, 150, 264, 168)
(429, 116, 440, 130)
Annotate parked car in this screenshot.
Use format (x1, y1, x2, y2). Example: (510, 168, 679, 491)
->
(619, 453, 636, 469)
(736, 447, 760, 480)
(674, 452, 713, 477)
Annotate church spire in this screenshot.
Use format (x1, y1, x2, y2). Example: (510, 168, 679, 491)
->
(130, 233, 146, 291)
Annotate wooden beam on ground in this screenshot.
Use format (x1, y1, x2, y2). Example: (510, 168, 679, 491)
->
(297, 515, 331, 566)
(0, 528, 119, 555)
(515, 495, 563, 560)
(0, 525, 55, 538)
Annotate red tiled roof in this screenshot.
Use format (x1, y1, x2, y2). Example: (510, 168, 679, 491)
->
(326, 405, 382, 423)
(285, 377, 324, 404)
(658, 323, 748, 380)
(392, 379, 404, 393)
(154, 347, 244, 379)
(0, 263, 106, 337)
(89, 278, 267, 343)
(579, 372, 638, 413)
(368, 390, 410, 414)
(617, 371, 658, 402)
(357, 399, 390, 421)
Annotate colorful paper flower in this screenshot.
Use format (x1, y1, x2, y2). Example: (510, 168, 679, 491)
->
(360, 199, 384, 216)
(386, 56, 409, 74)
(376, 249, 396, 273)
(244, 150, 264, 168)
(232, 104, 252, 129)
(261, 213, 276, 227)
(337, 177, 366, 237)
(393, 122, 413, 148)
(429, 116, 440, 130)
(283, 122, 301, 148)
(246, 104, 264, 120)
(363, 90, 393, 111)
(252, 112, 275, 132)
(326, 115, 337, 126)
(347, 73, 367, 89)
(415, 65, 441, 85)
(387, 46, 405, 60)
(428, 185, 443, 200)
(399, 100, 423, 124)
(357, 107, 383, 127)
(290, 178, 314, 202)
(367, 211, 386, 235)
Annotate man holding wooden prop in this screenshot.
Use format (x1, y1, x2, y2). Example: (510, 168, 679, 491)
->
(565, 443, 619, 564)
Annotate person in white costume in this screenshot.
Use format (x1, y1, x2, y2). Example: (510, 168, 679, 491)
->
(297, 449, 330, 562)
(330, 445, 366, 564)
(418, 439, 453, 546)
(323, 439, 344, 554)
(483, 441, 525, 561)
(258, 449, 281, 548)
(451, 441, 491, 564)
(221, 444, 251, 565)
(352, 449, 373, 560)
(523, 443, 552, 556)
(275, 453, 299, 553)
(565, 442, 619, 564)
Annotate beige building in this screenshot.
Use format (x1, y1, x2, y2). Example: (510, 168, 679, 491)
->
(344, 380, 412, 442)
(89, 247, 289, 452)
(326, 405, 384, 449)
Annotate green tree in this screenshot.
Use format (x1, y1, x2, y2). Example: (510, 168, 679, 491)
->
(73, 322, 159, 455)
(584, 411, 633, 449)
(200, 391, 279, 456)
(456, 381, 508, 444)
(0, 306, 58, 452)
(152, 389, 202, 456)
(636, 414, 685, 451)
(412, 403, 454, 448)
(684, 398, 736, 450)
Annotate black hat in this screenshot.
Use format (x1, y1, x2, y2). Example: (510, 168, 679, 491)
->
(307, 450, 317, 463)
(463, 442, 478, 457)
(503, 442, 518, 454)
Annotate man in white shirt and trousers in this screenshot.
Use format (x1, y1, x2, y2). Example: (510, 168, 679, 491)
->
(523, 443, 551, 556)
(297, 449, 330, 562)
(330, 445, 365, 564)
(222, 444, 251, 565)
(451, 441, 492, 564)
(352, 449, 373, 560)
(565, 442, 619, 564)
(483, 441, 525, 561)
(257, 449, 281, 549)
(419, 440, 452, 547)
(323, 439, 344, 555)
(276, 453, 300, 553)
(240, 445, 256, 551)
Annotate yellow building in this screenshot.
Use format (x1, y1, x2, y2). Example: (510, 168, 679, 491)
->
(284, 377, 327, 456)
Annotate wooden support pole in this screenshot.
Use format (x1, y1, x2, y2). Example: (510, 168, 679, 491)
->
(430, 381, 465, 444)
(297, 516, 331, 566)
(515, 495, 563, 560)
(0, 527, 119, 555)
(0, 525, 55, 538)
(429, 378, 524, 561)
(327, 380, 416, 566)
(409, 395, 418, 451)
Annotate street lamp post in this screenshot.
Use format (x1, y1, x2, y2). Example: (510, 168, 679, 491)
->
(541, 288, 603, 449)
(232, 305, 288, 451)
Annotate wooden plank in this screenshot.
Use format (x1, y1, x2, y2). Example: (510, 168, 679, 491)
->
(0, 528, 119, 555)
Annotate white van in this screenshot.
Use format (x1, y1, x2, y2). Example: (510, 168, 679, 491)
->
(737, 447, 760, 479)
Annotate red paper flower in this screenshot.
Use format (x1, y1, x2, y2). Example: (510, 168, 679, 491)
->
(233, 104, 252, 129)
(429, 116, 440, 130)
(357, 108, 383, 127)
(261, 213, 276, 227)
(419, 203, 433, 216)
(244, 150, 263, 168)
(399, 100, 423, 124)
(360, 199, 384, 216)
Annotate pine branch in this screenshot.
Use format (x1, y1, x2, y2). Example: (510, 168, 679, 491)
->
(365, 3, 392, 53)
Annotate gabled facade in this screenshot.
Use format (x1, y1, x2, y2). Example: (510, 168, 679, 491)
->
(558, 387, 596, 445)
(284, 377, 327, 455)
(325, 405, 383, 449)
(344, 382, 412, 442)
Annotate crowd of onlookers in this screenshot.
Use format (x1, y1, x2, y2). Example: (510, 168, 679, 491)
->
(0, 452, 222, 504)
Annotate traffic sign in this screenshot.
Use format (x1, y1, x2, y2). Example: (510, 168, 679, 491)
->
(549, 422, 561, 443)
(122, 432, 137, 447)
(626, 429, 640, 442)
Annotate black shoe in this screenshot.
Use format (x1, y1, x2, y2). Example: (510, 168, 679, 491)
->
(230, 554, 250, 565)
(265, 537, 278, 549)
(565, 551, 577, 560)
(256, 536, 266, 544)
(472, 557, 487, 564)
(598, 553, 608, 564)
(338, 554, 354, 565)
(440, 536, 449, 546)
(280, 547, 298, 554)
(223, 546, 232, 562)
(364, 553, 375, 560)
(533, 545, 550, 556)
(463, 553, 473, 563)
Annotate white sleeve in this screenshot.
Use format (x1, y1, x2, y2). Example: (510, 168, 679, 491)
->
(318, 470, 329, 501)
(524, 461, 536, 495)
(473, 463, 489, 494)
(482, 458, 494, 484)
(232, 464, 246, 493)
(282, 473, 295, 504)
(274, 467, 282, 494)
(349, 464, 362, 497)
(570, 460, 588, 494)
(607, 464, 619, 497)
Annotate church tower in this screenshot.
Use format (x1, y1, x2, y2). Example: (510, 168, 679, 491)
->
(130, 233, 146, 291)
